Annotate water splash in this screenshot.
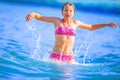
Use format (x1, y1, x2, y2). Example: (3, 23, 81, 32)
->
(82, 40, 92, 64)
(26, 21, 41, 60)
(74, 31, 93, 64)
(30, 34, 41, 59)
(26, 21, 36, 31)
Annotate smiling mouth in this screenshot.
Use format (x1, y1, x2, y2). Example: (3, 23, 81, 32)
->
(66, 15, 70, 17)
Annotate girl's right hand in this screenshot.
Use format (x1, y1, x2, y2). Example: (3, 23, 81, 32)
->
(26, 12, 35, 22)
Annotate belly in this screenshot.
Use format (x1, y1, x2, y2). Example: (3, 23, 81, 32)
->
(53, 35, 75, 55)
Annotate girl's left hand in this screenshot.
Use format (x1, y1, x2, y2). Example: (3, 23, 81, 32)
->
(109, 22, 118, 29)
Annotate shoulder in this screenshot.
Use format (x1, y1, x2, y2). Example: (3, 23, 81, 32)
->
(53, 18, 63, 24)
(73, 20, 92, 29)
(55, 17, 62, 22)
(72, 20, 82, 28)
(73, 20, 83, 24)
(73, 20, 83, 25)
(50, 17, 61, 23)
(53, 18, 63, 28)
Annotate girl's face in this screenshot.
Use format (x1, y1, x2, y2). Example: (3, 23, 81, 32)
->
(62, 4, 74, 20)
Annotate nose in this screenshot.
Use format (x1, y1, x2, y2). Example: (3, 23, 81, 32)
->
(66, 11, 70, 14)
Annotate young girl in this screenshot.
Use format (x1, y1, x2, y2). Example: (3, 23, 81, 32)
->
(26, 2, 118, 64)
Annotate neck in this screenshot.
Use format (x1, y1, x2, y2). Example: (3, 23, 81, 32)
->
(63, 18, 72, 27)
(63, 18, 71, 24)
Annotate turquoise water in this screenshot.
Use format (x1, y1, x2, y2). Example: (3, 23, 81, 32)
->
(0, 2, 120, 80)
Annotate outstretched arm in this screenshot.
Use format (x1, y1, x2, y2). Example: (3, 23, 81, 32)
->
(26, 12, 58, 23)
(91, 22, 118, 30)
(77, 20, 118, 30)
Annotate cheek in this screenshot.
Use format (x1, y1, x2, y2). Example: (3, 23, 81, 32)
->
(71, 12, 74, 16)
(62, 12, 66, 16)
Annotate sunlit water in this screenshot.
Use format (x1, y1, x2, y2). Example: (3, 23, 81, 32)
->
(0, 2, 120, 80)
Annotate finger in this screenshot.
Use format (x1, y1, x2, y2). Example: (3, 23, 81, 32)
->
(115, 24, 118, 28)
(26, 15, 32, 21)
(113, 24, 118, 28)
(26, 16, 30, 21)
(26, 15, 30, 21)
(109, 23, 118, 29)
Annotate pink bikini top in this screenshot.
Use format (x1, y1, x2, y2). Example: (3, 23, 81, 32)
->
(55, 26, 76, 36)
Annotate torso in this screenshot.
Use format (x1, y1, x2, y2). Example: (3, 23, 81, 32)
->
(52, 19, 78, 55)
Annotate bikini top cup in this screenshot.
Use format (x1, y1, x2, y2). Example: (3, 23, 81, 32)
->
(55, 26, 76, 36)
(55, 20, 76, 36)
